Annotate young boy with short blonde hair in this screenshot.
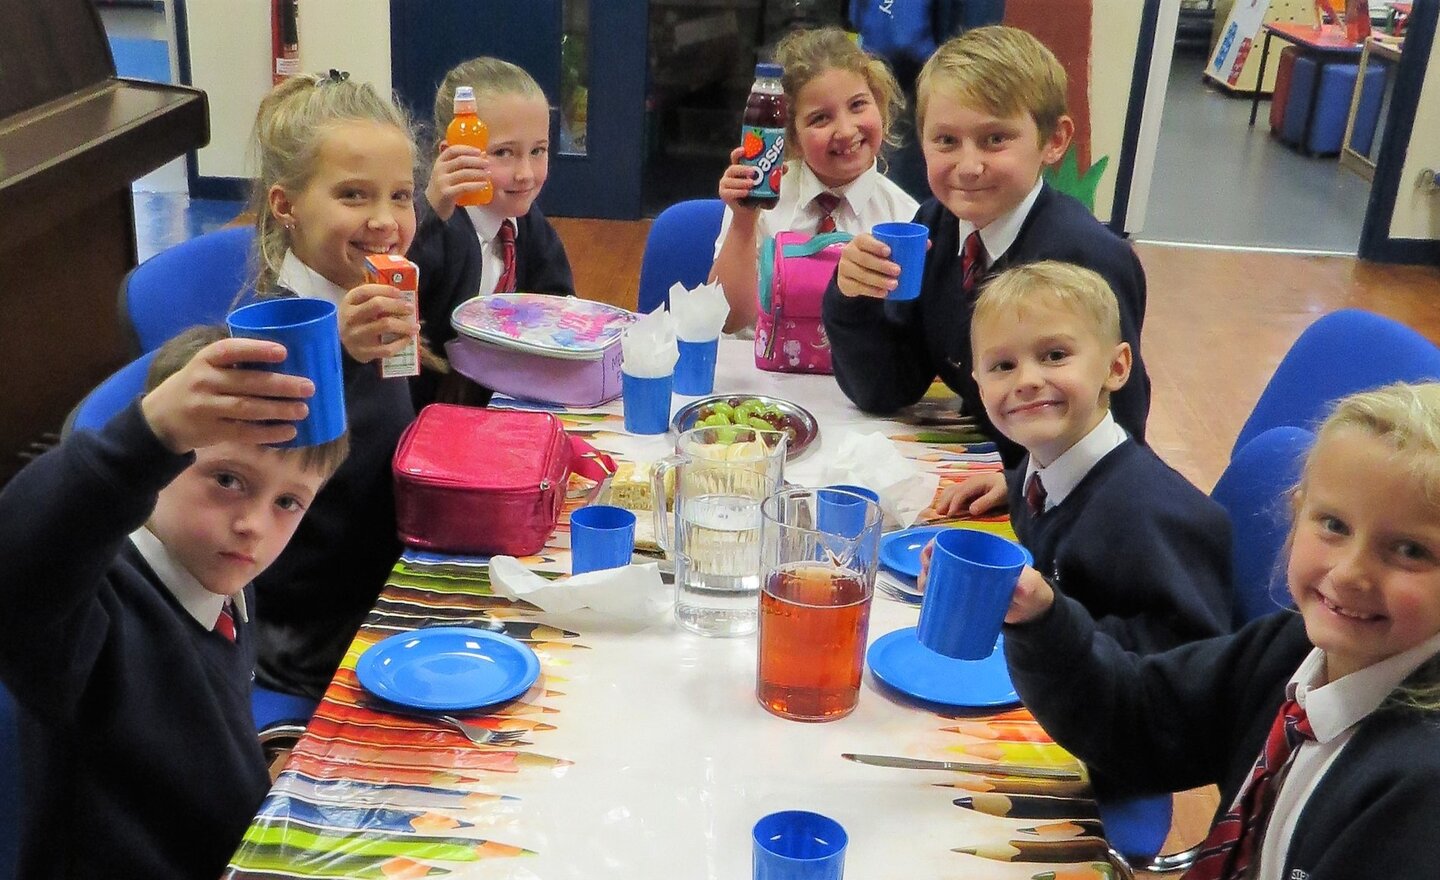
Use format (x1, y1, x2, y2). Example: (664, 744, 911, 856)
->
(936, 261, 1229, 653)
(0, 327, 346, 879)
(824, 26, 1150, 467)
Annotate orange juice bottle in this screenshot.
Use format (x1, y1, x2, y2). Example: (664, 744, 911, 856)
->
(447, 86, 493, 207)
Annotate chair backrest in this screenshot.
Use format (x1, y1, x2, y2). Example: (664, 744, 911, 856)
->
(0, 684, 17, 880)
(1234, 309, 1440, 455)
(120, 226, 257, 355)
(63, 350, 158, 437)
(1212, 425, 1316, 627)
(635, 199, 725, 314)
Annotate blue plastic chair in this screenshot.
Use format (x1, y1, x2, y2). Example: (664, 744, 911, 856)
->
(1212, 426, 1316, 627)
(119, 226, 257, 355)
(64, 351, 158, 436)
(0, 684, 18, 880)
(635, 199, 725, 314)
(1234, 309, 1440, 455)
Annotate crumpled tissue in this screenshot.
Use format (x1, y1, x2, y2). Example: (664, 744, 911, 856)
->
(668, 281, 730, 342)
(620, 307, 679, 377)
(817, 431, 942, 528)
(488, 556, 670, 621)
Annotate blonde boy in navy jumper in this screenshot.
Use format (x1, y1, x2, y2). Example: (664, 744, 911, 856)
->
(0, 328, 347, 880)
(824, 26, 1149, 467)
(933, 262, 1230, 653)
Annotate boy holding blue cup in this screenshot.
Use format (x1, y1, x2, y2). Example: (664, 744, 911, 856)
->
(924, 261, 1232, 654)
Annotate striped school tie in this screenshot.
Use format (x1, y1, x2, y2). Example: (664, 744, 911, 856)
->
(813, 192, 842, 234)
(215, 599, 237, 642)
(1024, 472, 1047, 517)
(495, 219, 517, 293)
(960, 230, 984, 298)
(1185, 698, 1314, 880)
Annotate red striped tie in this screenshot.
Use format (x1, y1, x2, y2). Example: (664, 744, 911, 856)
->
(495, 219, 517, 293)
(960, 230, 984, 298)
(813, 192, 841, 234)
(1024, 472, 1047, 517)
(1185, 699, 1314, 880)
(215, 599, 237, 642)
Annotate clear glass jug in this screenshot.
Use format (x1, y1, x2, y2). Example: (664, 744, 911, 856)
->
(651, 426, 787, 636)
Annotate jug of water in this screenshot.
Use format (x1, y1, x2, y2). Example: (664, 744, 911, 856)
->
(651, 426, 786, 636)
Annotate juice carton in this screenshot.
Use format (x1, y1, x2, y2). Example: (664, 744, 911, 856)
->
(363, 254, 421, 378)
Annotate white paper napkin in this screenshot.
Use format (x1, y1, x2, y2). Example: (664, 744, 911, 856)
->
(668, 281, 730, 342)
(817, 431, 942, 528)
(620, 307, 680, 377)
(488, 557, 671, 621)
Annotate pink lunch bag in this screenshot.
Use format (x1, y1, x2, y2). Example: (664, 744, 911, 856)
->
(754, 230, 850, 374)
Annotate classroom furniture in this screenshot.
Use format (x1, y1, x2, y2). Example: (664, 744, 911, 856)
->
(635, 198, 726, 314)
(1206, 0, 1314, 95)
(120, 226, 257, 356)
(1233, 308, 1440, 455)
(224, 339, 1137, 878)
(1269, 46, 1301, 130)
(0, 0, 207, 486)
(1212, 426, 1315, 626)
(0, 686, 16, 880)
(63, 351, 158, 437)
(1340, 36, 1403, 180)
(1248, 23, 1364, 131)
(1277, 55, 1387, 155)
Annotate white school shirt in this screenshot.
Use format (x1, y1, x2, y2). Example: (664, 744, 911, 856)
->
(957, 176, 1044, 265)
(130, 526, 249, 631)
(1022, 412, 1128, 512)
(711, 159, 919, 260)
(1256, 629, 1440, 878)
(463, 206, 521, 298)
(278, 250, 347, 305)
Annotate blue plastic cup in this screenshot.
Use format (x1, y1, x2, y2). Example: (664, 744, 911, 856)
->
(872, 221, 928, 302)
(569, 505, 637, 575)
(226, 298, 345, 447)
(621, 371, 673, 435)
(674, 338, 719, 396)
(918, 529, 1032, 660)
(753, 810, 848, 880)
(816, 485, 880, 540)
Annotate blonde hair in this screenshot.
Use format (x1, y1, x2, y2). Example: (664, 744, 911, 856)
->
(246, 72, 416, 294)
(1298, 382, 1440, 712)
(432, 57, 546, 134)
(146, 324, 350, 479)
(775, 27, 905, 161)
(915, 25, 1067, 141)
(972, 261, 1122, 347)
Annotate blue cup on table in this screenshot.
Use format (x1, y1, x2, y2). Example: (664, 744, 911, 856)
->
(817, 484, 880, 540)
(621, 371, 673, 435)
(872, 221, 928, 302)
(674, 337, 719, 395)
(226, 298, 345, 447)
(569, 505, 637, 574)
(753, 810, 848, 880)
(917, 528, 1033, 660)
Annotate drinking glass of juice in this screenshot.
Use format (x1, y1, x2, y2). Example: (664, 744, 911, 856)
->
(755, 487, 882, 722)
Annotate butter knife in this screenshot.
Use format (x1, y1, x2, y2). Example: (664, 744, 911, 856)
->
(842, 753, 1083, 781)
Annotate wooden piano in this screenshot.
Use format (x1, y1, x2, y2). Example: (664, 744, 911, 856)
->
(0, 0, 208, 484)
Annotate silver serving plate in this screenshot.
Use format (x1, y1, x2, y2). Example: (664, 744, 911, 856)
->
(669, 394, 820, 460)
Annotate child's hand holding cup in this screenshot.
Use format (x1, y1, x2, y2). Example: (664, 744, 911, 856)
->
(915, 528, 1032, 660)
(226, 298, 347, 448)
(835, 223, 929, 301)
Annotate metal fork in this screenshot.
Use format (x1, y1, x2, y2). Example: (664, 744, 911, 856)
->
(434, 715, 531, 747)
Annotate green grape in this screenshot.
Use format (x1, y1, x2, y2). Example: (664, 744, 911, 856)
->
(747, 416, 773, 432)
(711, 402, 736, 421)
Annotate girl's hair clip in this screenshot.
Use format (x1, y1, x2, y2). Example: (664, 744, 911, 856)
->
(316, 68, 350, 85)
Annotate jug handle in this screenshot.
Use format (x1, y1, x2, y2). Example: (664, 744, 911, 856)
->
(650, 454, 684, 553)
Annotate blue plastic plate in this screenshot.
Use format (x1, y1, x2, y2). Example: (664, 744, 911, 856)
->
(356, 627, 541, 711)
(866, 627, 1019, 709)
(878, 525, 952, 579)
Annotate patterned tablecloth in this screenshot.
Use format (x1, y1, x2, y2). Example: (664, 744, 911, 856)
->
(223, 341, 1120, 880)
